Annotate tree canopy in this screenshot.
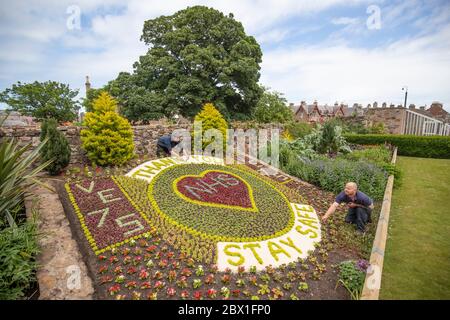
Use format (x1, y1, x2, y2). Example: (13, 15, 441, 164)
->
(253, 87, 294, 124)
(0, 81, 79, 122)
(88, 6, 263, 122)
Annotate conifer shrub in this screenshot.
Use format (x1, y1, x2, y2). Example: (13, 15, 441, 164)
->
(40, 118, 71, 175)
(193, 103, 228, 151)
(81, 92, 135, 166)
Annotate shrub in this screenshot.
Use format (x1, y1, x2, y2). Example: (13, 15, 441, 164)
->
(40, 119, 71, 175)
(303, 122, 351, 156)
(253, 88, 293, 124)
(281, 157, 388, 200)
(284, 121, 312, 139)
(342, 145, 402, 188)
(81, 91, 135, 166)
(337, 260, 367, 300)
(343, 145, 391, 164)
(193, 103, 228, 151)
(0, 218, 39, 300)
(344, 134, 450, 159)
(0, 137, 51, 227)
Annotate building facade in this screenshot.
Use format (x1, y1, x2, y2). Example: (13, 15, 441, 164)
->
(290, 100, 450, 136)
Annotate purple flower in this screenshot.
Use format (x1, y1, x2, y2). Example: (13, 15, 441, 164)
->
(356, 259, 369, 271)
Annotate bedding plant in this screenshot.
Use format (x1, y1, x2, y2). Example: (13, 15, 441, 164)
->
(59, 156, 372, 300)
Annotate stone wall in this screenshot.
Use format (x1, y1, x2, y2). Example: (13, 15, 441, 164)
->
(364, 108, 406, 134)
(0, 122, 282, 165)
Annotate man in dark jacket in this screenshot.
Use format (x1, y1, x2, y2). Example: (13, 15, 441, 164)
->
(322, 182, 374, 233)
(156, 134, 181, 157)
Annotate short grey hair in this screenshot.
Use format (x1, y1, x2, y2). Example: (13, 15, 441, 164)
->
(345, 182, 358, 190)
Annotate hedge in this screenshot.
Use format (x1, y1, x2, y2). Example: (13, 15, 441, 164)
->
(344, 134, 450, 159)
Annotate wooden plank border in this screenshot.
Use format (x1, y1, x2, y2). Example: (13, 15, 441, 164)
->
(360, 146, 398, 300)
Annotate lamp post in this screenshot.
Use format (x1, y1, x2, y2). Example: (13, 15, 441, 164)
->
(402, 86, 408, 108)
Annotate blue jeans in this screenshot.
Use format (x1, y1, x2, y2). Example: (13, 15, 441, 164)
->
(345, 207, 371, 232)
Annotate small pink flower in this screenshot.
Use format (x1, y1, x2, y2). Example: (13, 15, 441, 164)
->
(108, 284, 120, 295)
(207, 288, 217, 298)
(180, 290, 189, 300)
(166, 287, 176, 297)
(193, 291, 203, 300)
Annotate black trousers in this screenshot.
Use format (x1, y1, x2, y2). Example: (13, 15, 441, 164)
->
(345, 207, 372, 231)
(156, 144, 170, 157)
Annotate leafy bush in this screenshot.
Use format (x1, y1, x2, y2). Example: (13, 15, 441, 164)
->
(343, 145, 391, 164)
(369, 122, 386, 134)
(341, 145, 402, 187)
(0, 218, 40, 300)
(337, 260, 367, 300)
(302, 122, 351, 156)
(284, 121, 312, 139)
(81, 91, 135, 166)
(253, 88, 293, 124)
(0, 139, 51, 227)
(281, 156, 388, 200)
(193, 103, 228, 151)
(40, 119, 71, 175)
(344, 134, 450, 159)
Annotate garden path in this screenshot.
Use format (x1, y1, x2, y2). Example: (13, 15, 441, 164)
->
(25, 180, 94, 300)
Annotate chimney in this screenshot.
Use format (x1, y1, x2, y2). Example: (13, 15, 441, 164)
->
(382, 102, 387, 108)
(85, 76, 91, 97)
(409, 104, 416, 109)
(420, 106, 425, 110)
(390, 104, 395, 108)
(431, 102, 443, 110)
(373, 102, 378, 108)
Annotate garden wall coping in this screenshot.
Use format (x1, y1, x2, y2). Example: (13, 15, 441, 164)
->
(360, 147, 398, 300)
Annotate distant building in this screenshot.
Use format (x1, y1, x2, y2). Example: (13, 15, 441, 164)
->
(291, 101, 346, 123)
(289, 99, 450, 136)
(356, 102, 450, 136)
(0, 111, 36, 126)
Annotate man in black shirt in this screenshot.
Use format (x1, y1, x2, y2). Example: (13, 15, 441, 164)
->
(322, 182, 374, 233)
(156, 134, 182, 157)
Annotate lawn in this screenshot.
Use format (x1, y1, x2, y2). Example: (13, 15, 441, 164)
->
(380, 156, 450, 299)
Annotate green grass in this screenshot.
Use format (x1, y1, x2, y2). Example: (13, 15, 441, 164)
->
(380, 156, 450, 299)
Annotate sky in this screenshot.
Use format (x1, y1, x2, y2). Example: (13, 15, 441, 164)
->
(1, 0, 450, 112)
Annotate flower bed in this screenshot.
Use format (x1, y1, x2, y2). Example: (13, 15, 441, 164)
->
(58, 156, 370, 300)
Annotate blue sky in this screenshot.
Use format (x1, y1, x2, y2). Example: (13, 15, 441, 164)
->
(1, 0, 450, 111)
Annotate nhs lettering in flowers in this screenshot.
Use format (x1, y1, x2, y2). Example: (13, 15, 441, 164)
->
(126, 156, 322, 271)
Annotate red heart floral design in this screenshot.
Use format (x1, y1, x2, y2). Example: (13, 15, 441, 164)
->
(174, 170, 257, 212)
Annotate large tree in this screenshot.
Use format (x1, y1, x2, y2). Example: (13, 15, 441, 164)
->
(131, 6, 263, 120)
(253, 87, 294, 124)
(0, 81, 79, 122)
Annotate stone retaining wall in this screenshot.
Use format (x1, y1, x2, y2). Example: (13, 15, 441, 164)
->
(0, 123, 282, 165)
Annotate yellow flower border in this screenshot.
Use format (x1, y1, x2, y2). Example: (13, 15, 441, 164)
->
(148, 164, 296, 243)
(64, 178, 156, 255)
(172, 169, 258, 213)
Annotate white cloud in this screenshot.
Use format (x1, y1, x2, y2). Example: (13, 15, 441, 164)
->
(331, 17, 360, 25)
(260, 23, 450, 111)
(1, 0, 449, 113)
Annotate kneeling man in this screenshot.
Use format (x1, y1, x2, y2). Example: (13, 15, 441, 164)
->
(322, 182, 374, 233)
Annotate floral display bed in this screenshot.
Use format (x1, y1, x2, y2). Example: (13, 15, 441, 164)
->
(58, 156, 363, 300)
